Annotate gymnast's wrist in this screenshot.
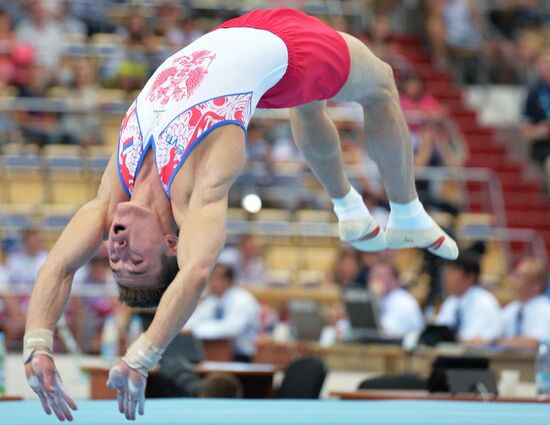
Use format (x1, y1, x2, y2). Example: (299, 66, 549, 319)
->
(122, 334, 164, 377)
(23, 328, 54, 364)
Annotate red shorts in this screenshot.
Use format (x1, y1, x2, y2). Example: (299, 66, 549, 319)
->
(216, 8, 351, 109)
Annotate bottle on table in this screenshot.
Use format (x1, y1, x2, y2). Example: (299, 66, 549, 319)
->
(535, 339, 550, 398)
(100, 315, 119, 361)
(127, 315, 143, 349)
(0, 332, 6, 396)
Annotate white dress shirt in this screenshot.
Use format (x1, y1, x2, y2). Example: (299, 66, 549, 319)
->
(5, 249, 48, 286)
(380, 288, 424, 337)
(435, 285, 502, 341)
(501, 295, 550, 341)
(186, 286, 260, 357)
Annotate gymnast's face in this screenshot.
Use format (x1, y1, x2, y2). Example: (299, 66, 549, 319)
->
(108, 202, 177, 287)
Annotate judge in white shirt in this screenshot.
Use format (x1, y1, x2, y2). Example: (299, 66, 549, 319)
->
(500, 257, 550, 348)
(435, 250, 501, 343)
(185, 263, 261, 362)
(369, 260, 424, 337)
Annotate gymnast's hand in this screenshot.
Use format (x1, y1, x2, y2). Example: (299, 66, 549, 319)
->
(107, 360, 147, 421)
(25, 354, 78, 421)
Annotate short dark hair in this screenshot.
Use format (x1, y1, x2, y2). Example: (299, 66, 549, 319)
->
(447, 250, 481, 280)
(199, 373, 243, 398)
(117, 254, 179, 308)
(214, 263, 235, 283)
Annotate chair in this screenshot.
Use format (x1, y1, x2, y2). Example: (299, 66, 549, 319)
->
(276, 357, 327, 399)
(358, 374, 427, 391)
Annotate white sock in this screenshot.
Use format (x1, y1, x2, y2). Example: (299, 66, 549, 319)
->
(332, 186, 370, 221)
(387, 198, 433, 230)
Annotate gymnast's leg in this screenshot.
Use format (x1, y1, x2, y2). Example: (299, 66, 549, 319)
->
(330, 32, 458, 259)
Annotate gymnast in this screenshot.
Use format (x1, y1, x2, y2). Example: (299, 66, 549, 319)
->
(23, 8, 458, 421)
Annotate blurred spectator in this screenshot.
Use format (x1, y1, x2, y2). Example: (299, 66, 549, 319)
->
(0, 10, 34, 87)
(327, 246, 362, 288)
(234, 235, 268, 287)
(435, 250, 502, 343)
(185, 263, 261, 362)
(426, 0, 484, 82)
(246, 124, 271, 163)
(15, 63, 59, 145)
(500, 257, 550, 348)
(55, 1, 86, 38)
(199, 373, 243, 398)
(414, 120, 465, 170)
(399, 73, 447, 134)
(368, 260, 424, 337)
(68, 0, 114, 35)
(109, 12, 157, 92)
(73, 247, 117, 353)
(6, 227, 47, 286)
(413, 119, 465, 215)
(522, 50, 550, 193)
(58, 59, 103, 145)
(15, 0, 65, 72)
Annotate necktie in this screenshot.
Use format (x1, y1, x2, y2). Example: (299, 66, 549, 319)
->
(514, 306, 524, 336)
(214, 302, 224, 320)
(455, 303, 462, 334)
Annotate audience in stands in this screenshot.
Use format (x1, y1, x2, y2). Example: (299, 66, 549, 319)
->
(369, 260, 424, 338)
(55, 1, 86, 39)
(6, 227, 47, 286)
(58, 58, 103, 146)
(328, 246, 363, 288)
(522, 50, 550, 193)
(500, 257, 550, 348)
(15, 0, 64, 74)
(426, 0, 484, 83)
(435, 250, 502, 343)
(233, 235, 269, 287)
(399, 72, 447, 135)
(185, 263, 261, 362)
(72, 250, 117, 353)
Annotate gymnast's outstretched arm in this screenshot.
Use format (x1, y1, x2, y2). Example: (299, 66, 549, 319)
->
(23, 154, 119, 421)
(107, 125, 246, 420)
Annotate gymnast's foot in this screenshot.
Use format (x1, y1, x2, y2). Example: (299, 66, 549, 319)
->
(332, 187, 386, 252)
(338, 214, 386, 252)
(385, 198, 459, 260)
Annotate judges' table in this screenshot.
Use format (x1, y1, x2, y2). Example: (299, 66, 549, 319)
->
(82, 361, 277, 399)
(255, 340, 537, 381)
(1, 399, 549, 425)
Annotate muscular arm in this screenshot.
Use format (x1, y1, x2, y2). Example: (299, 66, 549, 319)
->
(25, 154, 118, 331)
(144, 192, 229, 350)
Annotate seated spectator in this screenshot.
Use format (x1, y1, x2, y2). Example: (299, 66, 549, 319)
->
(199, 373, 243, 399)
(15, 0, 65, 74)
(368, 260, 424, 337)
(15, 63, 59, 146)
(185, 263, 260, 362)
(414, 120, 465, 170)
(413, 119, 466, 216)
(55, 1, 87, 38)
(6, 227, 47, 286)
(59, 59, 102, 145)
(234, 235, 268, 287)
(500, 257, 550, 348)
(399, 73, 446, 134)
(435, 250, 502, 343)
(426, 0, 484, 82)
(3, 228, 48, 345)
(522, 49, 550, 193)
(327, 246, 362, 288)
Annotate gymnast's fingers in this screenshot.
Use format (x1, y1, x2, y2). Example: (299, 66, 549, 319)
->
(37, 391, 52, 415)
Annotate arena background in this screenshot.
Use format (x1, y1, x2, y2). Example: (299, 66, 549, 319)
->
(0, 0, 550, 422)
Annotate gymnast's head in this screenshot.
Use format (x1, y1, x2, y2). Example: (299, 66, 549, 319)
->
(108, 202, 179, 308)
